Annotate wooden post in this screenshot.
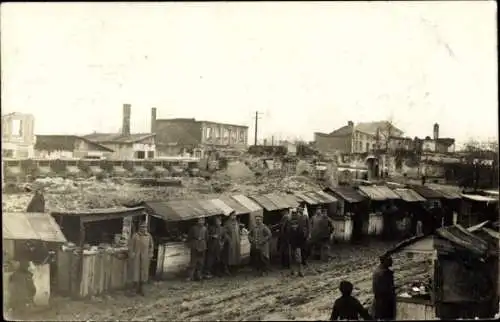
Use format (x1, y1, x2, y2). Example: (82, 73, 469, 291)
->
(77, 219, 85, 299)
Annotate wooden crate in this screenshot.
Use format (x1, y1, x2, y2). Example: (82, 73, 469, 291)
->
(396, 298, 437, 320)
(332, 217, 353, 242)
(158, 243, 191, 278)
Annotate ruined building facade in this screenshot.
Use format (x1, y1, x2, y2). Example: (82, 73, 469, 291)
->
(1, 112, 36, 159)
(151, 108, 248, 157)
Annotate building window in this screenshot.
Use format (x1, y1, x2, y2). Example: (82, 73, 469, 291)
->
(215, 127, 221, 139)
(205, 127, 212, 139)
(11, 119, 23, 137)
(366, 142, 370, 152)
(239, 130, 245, 142)
(2, 149, 14, 158)
(223, 128, 229, 138)
(358, 141, 362, 152)
(136, 151, 146, 159)
(147, 151, 154, 159)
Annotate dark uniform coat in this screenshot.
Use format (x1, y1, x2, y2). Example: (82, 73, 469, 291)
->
(372, 265, 396, 320)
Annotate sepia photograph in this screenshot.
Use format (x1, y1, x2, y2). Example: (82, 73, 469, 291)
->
(1, 1, 498, 321)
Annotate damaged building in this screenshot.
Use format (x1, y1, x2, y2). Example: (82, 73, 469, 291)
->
(314, 120, 404, 155)
(151, 107, 248, 157)
(84, 104, 156, 159)
(1, 112, 36, 159)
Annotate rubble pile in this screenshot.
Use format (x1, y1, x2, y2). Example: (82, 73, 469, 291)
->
(2, 177, 205, 212)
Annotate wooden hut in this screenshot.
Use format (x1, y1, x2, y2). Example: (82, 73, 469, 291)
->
(143, 197, 250, 279)
(427, 184, 463, 226)
(249, 193, 299, 257)
(384, 224, 500, 320)
(3, 212, 67, 307)
(324, 186, 367, 242)
(460, 192, 499, 228)
(407, 185, 448, 234)
(293, 190, 338, 217)
(357, 185, 403, 240)
(392, 188, 427, 237)
(50, 207, 145, 298)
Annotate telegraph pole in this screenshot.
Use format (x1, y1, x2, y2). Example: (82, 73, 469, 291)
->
(254, 111, 262, 146)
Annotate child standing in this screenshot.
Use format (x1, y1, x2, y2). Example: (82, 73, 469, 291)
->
(330, 280, 372, 321)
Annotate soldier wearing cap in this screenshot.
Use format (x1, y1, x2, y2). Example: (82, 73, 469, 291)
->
(248, 213, 272, 276)
(129, 219, 154, 295)
(187, 217, 208, 281)
(222, 211, 241, 274)
(286, 207, 309, 277)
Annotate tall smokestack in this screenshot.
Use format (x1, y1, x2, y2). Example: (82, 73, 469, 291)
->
(122, 103, 131, 136)
(433, 123, 439, 140)
(151, 107, 157, 133)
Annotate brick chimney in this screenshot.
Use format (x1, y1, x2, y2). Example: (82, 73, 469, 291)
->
(433, 123, 439, 140)
(151, 107, 157, 133)
(122, 104, 131, 136)
(348, 121, 354, 127)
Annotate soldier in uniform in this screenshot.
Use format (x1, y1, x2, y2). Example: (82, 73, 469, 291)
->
(129, 221, 154, 295)
(205, 216, 228, 277)
(248, 214, 272, 276)
(187, 217, 208, 281)
(286, 208, 309, 277)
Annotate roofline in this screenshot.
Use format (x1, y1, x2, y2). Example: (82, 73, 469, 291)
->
(35, 134, 115, 152)
(156, 118, 248, 128)
(86, 133, 156, 144)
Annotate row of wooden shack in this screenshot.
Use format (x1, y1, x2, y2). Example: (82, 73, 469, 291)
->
(3, 183, 498, 303)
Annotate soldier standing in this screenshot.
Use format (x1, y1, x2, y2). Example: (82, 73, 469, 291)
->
(187, 217, 208, 281)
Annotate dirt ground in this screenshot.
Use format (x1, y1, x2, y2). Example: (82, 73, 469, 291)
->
(12, 242, 429, 321)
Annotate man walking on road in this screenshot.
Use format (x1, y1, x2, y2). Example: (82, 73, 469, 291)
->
(371, 255, 396, 320)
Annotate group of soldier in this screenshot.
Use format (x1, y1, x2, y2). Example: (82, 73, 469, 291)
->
(185, 202, 335, 280)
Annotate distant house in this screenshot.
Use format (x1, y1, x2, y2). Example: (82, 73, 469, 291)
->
(314, 120, 404, 154)
(35, 135, 114, 159)
(151, 108, 248, 157)
(1, 112, 36, 159)
(83, 132, 156, 160)
(418, 124, 455, 154)
(84, 104, 156, 159)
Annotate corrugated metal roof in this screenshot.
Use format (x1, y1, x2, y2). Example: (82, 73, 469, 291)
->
(218, 196, 251, 215)
(313, 191, 339, 203)
(408, 185, 445, 199)
(327, 186, 366, 203)
(436, 225, 489, 257)
(429, 185, 462, 200)
(145, 200, 202, 221)
(294, 192, 320, 205)
(265, 193, 296, 209)
(210, 199, 234, 216)
(231, 195, 262, 212)
(250, 195, 280, 211)
(197, 199, 221, 216)
(461, 194, 498, 203)
(3, 212, 67, 243)
(393, 188, 426, 202)
(281, 193, 300, 208)
(357, 185, 401, 201)
(385, 224, 490, 258)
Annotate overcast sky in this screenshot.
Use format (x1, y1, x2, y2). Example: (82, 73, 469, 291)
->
(1, 1, 497, 146)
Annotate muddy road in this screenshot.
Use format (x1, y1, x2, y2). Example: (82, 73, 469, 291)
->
(20, 241, 430, 321)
